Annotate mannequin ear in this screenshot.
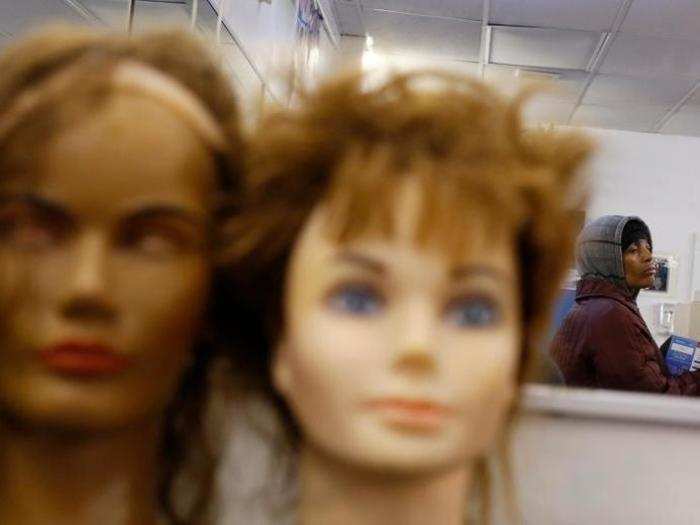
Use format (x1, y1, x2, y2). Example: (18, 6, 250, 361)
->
(272, 337, 293, 397)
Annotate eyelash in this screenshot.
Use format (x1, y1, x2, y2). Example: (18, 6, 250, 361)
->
(326, 281, 502, 328)
(327, 282, 385, 316)
(627, 244, 651, 254)
(119, 224, 196, 254)
(0, 207, 68, 250)
(443, 295, 502, 328)
(0, 208, 201, 256)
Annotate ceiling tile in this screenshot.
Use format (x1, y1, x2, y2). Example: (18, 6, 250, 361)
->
(379, 54, 479, 75)
(600, 33, 700, 79)
(484, 65, 587, 102)
(490, 26, 601, 70)
(364, 9, 481, 61)
(681, 87, 700, 108)
(523, 99, 576, 125)
(334, 1, 364, 36)
(81, 1, 191, 31)
(660, 108, 700, 136)
(622, 0, 700, 41)
(0, 0, 94, 35)
(131, 1, 190, 31)
(191, 0, 235, 44)
(360, 0, 482, 20)
(571, 104, 667, 131)
(583, 74, 696, 106)
(491, 0, 620, 32)
(79, 0, 128, 28)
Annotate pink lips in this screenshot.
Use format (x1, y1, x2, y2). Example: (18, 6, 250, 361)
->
(39, 341, 131, 377)
(365, 398, 454, 432)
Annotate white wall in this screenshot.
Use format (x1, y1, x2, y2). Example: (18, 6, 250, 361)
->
(213, 0, 295, 103)
(582, 127, 700, 339)
(493, 386, 700, 525)
(213, 0, 340, 108)
(500, 411, 700, 525)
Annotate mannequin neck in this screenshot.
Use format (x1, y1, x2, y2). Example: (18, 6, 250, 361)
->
(0, 415, 164, 525)
(298, 444, 473, 525)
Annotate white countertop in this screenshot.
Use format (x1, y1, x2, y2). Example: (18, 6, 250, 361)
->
(521, 383, 700, 426)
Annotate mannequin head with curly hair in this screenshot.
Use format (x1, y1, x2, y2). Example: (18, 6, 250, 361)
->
(225, 70, 593, 523)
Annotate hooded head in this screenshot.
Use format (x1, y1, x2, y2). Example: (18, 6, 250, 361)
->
(576, 215, 653, 295)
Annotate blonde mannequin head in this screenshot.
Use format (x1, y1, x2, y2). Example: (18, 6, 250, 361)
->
(226, 70, 592, 515)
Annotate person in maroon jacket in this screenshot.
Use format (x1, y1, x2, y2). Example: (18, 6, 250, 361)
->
(551, 214, 700, 395)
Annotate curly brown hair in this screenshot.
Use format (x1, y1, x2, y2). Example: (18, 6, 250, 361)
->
(222, 70, 594, 522)
(0, 25, 243, 525)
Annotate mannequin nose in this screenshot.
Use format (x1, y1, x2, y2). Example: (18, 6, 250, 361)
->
(60, 231, 115, 323)
(393, 299, 437, 375)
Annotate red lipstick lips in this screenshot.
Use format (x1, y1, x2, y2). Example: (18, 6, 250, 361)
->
(39, 341, 131, 377)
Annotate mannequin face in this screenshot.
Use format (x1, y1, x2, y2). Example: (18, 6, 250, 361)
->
(274, 179, 521, 474)
(0, 93, 216, 431)
(623, 239, 654, 290)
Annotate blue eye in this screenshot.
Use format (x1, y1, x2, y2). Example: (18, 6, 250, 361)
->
(328, 284, 383, 316)
(445, 296, 500, 328)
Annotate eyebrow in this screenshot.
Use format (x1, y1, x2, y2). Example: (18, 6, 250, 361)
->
(0, 193, 71, 219)
(0, 193, 207, 230)
(450, 264, 513, 284)
(336, 250, 512, 284)
(335, 250, 386, 275)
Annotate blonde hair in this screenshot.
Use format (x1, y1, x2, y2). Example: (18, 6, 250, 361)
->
(223, 70, 594, 522)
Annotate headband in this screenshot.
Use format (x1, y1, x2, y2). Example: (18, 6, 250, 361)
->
(0, 59, 227, 152)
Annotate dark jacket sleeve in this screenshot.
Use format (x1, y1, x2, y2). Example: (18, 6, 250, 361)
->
(590, 303, 700, 395)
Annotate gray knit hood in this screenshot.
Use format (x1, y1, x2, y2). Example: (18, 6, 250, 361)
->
(576, 215, 652, 296)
